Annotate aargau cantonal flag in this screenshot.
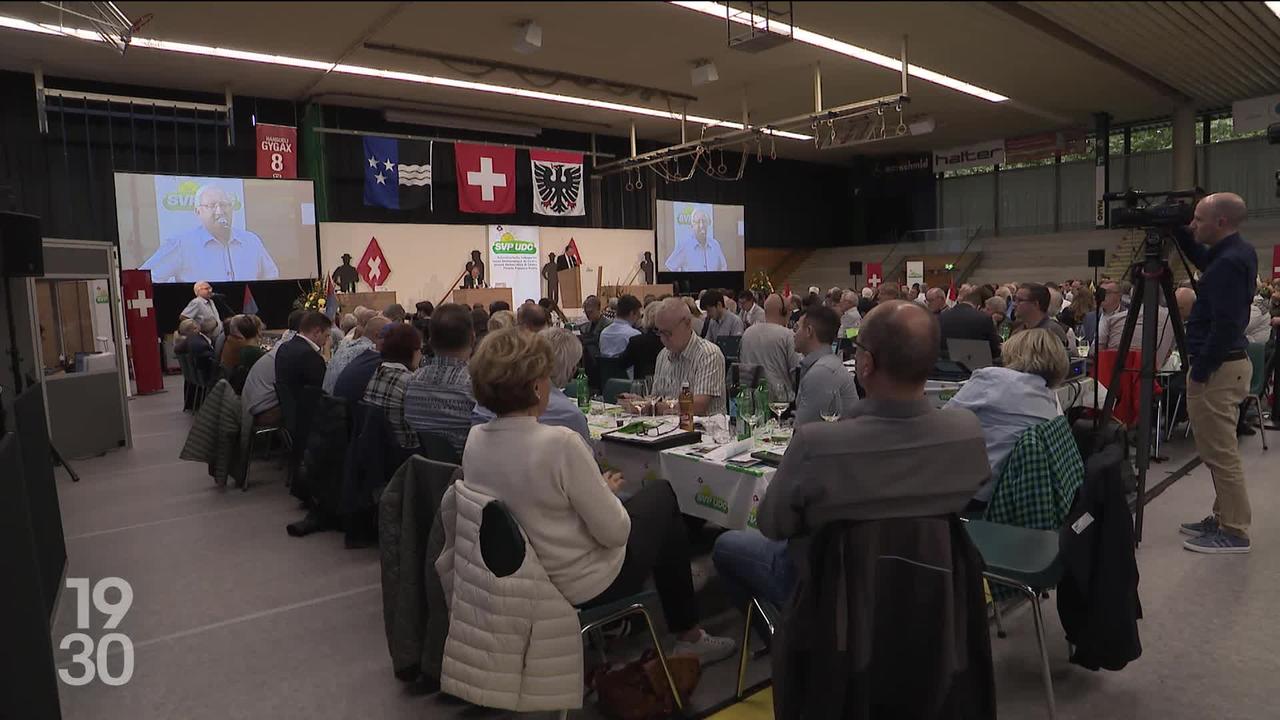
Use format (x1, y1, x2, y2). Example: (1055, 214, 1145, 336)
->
(530, 149, 585, 216)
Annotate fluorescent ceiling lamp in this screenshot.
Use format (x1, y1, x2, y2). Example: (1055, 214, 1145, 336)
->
(1268, 1, 1280, 19)
(670, 1, 1010, 103)
(0, 12, 810, 140)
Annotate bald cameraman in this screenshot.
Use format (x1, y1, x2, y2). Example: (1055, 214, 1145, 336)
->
(1176, 192, 1258, 554)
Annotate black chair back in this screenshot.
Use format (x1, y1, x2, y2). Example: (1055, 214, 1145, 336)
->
(416, 431, 461, 465)
(715, 335, 742, 362)
(479, 500, 526, 578)
(598, 356, 629, 385)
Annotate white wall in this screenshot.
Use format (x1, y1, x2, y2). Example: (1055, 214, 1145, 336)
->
(319, 222, 655, 310)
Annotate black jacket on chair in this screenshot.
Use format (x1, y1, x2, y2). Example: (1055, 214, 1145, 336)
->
(940, 303, 1003, 360)
(773, 515, 996, 720)
(1057, 443, 1142, 671)
(294, 391, 351, 515)
(275, 336, 326, 401)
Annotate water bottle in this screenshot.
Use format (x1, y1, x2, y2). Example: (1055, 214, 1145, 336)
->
(575, 367, 590, 411)
(754, 379, 769, 426)
(736, 387, 753, 440)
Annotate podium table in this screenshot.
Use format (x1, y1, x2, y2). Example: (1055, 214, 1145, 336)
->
(453, 287, 513, 309)
(336, 291, 396, 317)
(559, 266, 601, 308)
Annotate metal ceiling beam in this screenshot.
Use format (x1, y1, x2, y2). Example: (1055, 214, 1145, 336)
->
(986, 1, 1191, 103)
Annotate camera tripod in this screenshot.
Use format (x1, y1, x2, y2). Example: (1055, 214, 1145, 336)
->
(1097, 227, 1190, 545)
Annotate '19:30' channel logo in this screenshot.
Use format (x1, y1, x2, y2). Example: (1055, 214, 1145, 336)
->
(59, 577, 135, 687)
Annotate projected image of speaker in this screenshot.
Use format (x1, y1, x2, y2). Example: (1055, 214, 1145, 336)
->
(654, 200, 745, 273)
(0, 211, 44, 277)
(113, 173, 317, 283)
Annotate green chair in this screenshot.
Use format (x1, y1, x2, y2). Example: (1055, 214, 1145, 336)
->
(603, 378, 631, 404)
(964, 519, 1063, 719)
(1245, 342, 1269, 450)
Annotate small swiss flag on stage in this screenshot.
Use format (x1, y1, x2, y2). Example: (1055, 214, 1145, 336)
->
(866, 262, 884, 290)
(357, 236, 391, 290)
(455, 143, 516, 214)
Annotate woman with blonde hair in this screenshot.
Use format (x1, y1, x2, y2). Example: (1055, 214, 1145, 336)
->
(945, 328, 1069, 507)
(462, 328, 735, 664)
(683, 295, 705, 336)
(487, 309, 516, 332)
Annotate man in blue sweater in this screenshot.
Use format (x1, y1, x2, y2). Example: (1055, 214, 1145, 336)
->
(1176, 192, 1258, 554)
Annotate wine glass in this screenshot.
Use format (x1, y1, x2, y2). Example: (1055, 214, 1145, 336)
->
(629, 378, 649, 415)
(820, 391, 842, 423)
(659, 395, 679, 416)
(769, 381, 791, 429)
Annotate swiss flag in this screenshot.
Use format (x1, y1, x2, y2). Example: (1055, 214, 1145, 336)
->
(357, 236, 391, 289)
(1272, 245, 1280, 279)
(866, 262, 884, 290)
(948, 277, 957, 302)
(455, 143, 516, 214)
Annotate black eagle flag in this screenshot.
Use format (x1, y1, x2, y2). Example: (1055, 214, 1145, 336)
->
(530, 149, 585, 216)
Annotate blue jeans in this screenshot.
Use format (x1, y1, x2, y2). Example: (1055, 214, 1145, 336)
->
(711, 530, 795, 610)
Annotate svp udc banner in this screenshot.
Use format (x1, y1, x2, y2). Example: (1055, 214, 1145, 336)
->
(487, 225, 541, 304)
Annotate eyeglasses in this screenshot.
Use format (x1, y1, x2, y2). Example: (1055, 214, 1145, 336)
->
(852, 337, 876, 364)
(198, 202, 234, 212)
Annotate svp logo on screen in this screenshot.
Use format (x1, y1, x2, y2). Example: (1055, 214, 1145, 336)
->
(492, 231, 537, 255)
(161, 180, 243, 212)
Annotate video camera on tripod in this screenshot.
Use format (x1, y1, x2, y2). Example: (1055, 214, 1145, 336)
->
(1104, 188, 1199, 230)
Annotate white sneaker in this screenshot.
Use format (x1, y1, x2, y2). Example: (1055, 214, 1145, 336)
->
(671, 630, 737, 665)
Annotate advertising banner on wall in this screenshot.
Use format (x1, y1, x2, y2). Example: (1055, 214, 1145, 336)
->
(255, 124, 297, 179)
(487, 225, 541, 305)
(906, 260, 925, 290)
(932, 139, 1005, 173)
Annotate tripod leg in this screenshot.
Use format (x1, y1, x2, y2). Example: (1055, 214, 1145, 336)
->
(51, 443, 80, 483)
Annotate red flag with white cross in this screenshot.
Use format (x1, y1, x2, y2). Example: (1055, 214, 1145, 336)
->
(357, 236, 391, 289)
(121, 269, 163, 394)
(866, 262, 884, 290)
(455, 143, 516, 214)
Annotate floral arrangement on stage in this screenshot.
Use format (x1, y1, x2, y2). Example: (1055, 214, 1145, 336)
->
(748, 269, 774, 296)
(293, 278, 328, 312)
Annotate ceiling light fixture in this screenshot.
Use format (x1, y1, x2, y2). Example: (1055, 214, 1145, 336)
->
(1268, 1, 1280, 19)
(669, 1, 1010, 103)
(0, 12, 811, 140)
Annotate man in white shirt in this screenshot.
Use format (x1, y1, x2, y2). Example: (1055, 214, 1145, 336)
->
(141, 185, 280, 282)
(180, 281, 223, 339)
(737, 290, 765, 328)
(1098, 301, 1175, 369)
(698, 289, 744, 342)
(599, 295, 642, 358)
(740, 294, 799, 402)
(648, 298, 726, 415)
(664, 207, 728, 272)
(836, 290, 861, 336)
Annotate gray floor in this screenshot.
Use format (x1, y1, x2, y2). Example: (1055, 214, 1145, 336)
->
(52, 375, 1278, 719)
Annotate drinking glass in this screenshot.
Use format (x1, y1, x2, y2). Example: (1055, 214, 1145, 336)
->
(659, 395, 679, 416)
(769, 381, 791, 429)
(820, 391, 842, 423)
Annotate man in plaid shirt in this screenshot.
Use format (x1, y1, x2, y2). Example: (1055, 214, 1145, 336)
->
(362, 324, 423, 449)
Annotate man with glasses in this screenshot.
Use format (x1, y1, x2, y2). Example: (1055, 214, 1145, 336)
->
(1012, 283, 1071, 351)
(714, 301, 989, 649)
(141, 184, 280, 282)
(1082, 280, 1124, 347)
(645, 297, 726, 415)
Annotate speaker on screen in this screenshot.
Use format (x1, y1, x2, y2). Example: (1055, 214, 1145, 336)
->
(0, 211, 44, 277)
(850, 261, 863, 276)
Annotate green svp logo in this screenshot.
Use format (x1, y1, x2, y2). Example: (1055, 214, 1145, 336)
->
(162, 180, 243, 212)
(694, 483, 729, 515)
(492, 231, 537, 255)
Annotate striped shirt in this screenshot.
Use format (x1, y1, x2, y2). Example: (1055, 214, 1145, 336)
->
(323, 336, 373, 393)
(403, 356, 474, 455)
(362, 362, 417, 449)
(653, 335, 726, 415)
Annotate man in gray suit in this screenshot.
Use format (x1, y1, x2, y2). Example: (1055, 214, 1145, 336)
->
(712, 300, 990, 641)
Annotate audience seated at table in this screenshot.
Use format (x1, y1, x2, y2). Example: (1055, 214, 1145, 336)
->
(325, 313, 382, 394)
(341, 306, 377, 347)
(599, 294, 642, 358)
(619, 300, 664, 382)
(403, 303, 476, 456)
(361, 323, 422, 449)
(173, 318, 197, 355)
(1012, 283, 1072, 351)
(940, 288, 1004, 361)
(684, 296, 706, 336)
(383, 303, 408, 324)
(472, 327, 591, 442)
(412, 301, 433, 342)
(517, 302, 549, 332)
(1097, 295, 1176, 368)
(332, 317, 391, 407)
(740, 293, 798, 403)
(791, 305, 860, 425)
(470, 307, 491, 346)
(835, 290, 862, 335)
(276, 311, 333, 402)
(487, 309, 516, 332)
(241, 310, 304, 427)
(641, 297, 726, 415)
(737, 289, 765, 328)
(460, 327, 736, 664)
(945, 328, 1070, 509)
(698, 289, 744, 342)
(713, 301, 990, 653)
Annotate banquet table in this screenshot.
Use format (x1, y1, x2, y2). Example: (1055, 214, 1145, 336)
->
(585, 374, 1103, 532)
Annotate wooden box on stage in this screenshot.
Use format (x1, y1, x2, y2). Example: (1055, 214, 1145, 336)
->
(452, 287, 513, 309)
(602, 283, 675, 300)
(336, 291, 396, 317)
(558, 266, 601, 309)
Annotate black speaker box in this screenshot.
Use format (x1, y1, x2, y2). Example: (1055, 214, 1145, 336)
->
(1087, 248, 1106, 268)
(850, 261, 864, 276)
(0, 212, 43, 277)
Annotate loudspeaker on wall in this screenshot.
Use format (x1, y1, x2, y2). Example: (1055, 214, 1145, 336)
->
(0, 212, 44, 277)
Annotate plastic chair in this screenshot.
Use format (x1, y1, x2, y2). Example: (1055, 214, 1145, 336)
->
(475, 500, 682, 718)
(602, 378, 631, 404)
(964, 519, 1063, 719)
(598, 356, 630, 386)
(1246, 342, 1269, 450)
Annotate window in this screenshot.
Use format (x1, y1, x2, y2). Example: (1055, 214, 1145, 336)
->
(1204, 116, 1264, 144)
